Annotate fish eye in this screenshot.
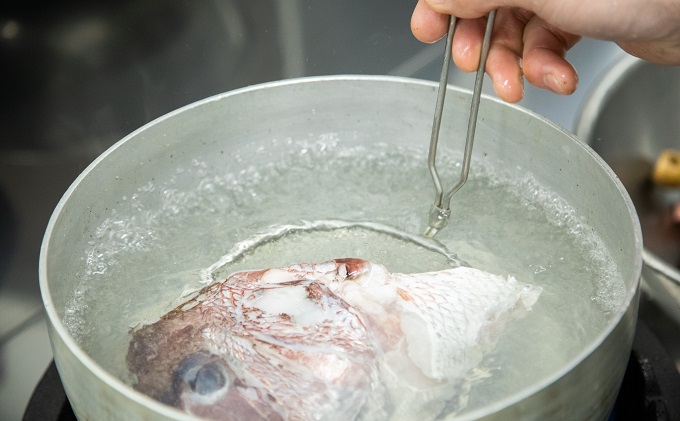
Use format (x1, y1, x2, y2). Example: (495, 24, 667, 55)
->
(175, 352, 231, 398)
(191, 362, 226, 395)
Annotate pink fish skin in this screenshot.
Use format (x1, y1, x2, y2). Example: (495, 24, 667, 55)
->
(127, 258, 540, 420)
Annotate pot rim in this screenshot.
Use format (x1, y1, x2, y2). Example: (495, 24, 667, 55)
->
(575, 54, 680, 286)
(39, 75, 643, 420)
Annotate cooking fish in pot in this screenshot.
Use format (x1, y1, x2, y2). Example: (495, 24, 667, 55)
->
(40, 77, 642, 420)
(127, 258, 541, 420)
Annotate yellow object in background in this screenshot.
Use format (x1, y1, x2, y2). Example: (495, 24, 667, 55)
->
(653, 149, 680, 186)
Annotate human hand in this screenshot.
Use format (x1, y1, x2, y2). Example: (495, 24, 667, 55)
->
(411, 0, 680, 102)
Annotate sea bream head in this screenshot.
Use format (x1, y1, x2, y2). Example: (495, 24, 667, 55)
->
(126, 258, 541, 420)
(126, 259, 385, 421)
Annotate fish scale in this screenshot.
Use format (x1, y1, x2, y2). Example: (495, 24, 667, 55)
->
(387, 269, 538, 380)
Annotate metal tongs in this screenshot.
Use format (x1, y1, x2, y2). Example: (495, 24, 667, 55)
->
(423, 11, 497, 238)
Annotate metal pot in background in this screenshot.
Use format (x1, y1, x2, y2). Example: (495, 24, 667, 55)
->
(576, 56, 680, 324)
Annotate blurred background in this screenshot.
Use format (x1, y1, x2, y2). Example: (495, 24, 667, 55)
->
(0, 1, 632, 419)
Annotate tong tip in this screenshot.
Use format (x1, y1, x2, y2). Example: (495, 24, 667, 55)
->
(423, 205, 451, 238)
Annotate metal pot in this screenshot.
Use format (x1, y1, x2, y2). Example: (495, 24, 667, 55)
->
(576, 55, 680, 323)
(40, 76, 641, 420)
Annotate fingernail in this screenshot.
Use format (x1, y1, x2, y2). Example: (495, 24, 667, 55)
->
(544, 73, 566, 95)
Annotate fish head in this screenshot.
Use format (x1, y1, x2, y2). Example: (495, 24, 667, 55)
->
(126, 261, 382, 420)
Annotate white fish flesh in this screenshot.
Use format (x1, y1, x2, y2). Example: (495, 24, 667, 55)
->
(126, 258, 541, 420)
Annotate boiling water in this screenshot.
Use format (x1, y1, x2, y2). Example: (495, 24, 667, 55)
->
(63, 137, 626, 418)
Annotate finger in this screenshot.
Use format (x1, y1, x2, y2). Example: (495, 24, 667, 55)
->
(450, 17, 485, 73)
(521, 16, 581, 95)
(422, 0, 500, 19)
(453, 10, 531, 102)
(411, 0, 450, 43)
(483, 8, 533, 102)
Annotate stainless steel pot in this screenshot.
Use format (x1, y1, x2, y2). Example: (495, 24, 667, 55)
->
(40, 76, 642, 420)
(576, 55, 680, 323)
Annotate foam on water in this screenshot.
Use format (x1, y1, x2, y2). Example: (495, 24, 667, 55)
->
(61, 136, 626, 418)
